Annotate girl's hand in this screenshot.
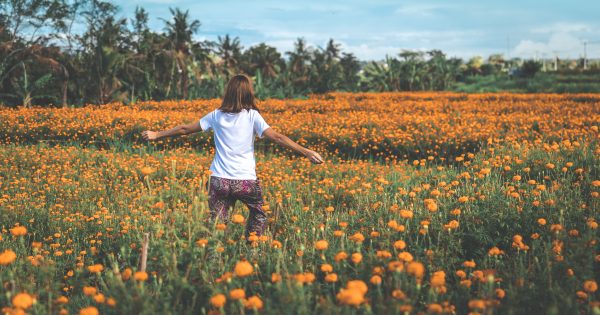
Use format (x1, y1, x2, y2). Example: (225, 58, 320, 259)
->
(142, 130, 158, 141)
(304, 149, 324, 164)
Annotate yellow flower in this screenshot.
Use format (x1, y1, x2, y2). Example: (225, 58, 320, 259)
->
(0, 249, 17, 265)
(12, 293, 34, 309)
(234, 260, 253, 277)
(210, 294, 226, 308)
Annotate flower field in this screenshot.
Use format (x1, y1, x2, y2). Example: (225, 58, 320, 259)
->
(0, 92, 599, 314)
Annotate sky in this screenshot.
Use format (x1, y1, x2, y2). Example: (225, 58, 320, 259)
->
(117, 0, 600, 60)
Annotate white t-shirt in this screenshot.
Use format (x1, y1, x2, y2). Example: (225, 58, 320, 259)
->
(199, 109, 270, 180)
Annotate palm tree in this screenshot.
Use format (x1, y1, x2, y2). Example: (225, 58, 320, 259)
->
(163, 7, 201, 99)
(242, 43, 284, 80)
(216, 34, 243, 78)
(286, 38, 312, 93)
(339, 52, 360, 91)
(398, 50, 424, 91)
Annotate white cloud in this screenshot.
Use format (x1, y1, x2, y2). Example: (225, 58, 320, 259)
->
(531, 22, 592, 34)
(513, 31, 585, 59)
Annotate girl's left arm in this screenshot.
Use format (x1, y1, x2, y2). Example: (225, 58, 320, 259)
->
(142, 122, 202, 141)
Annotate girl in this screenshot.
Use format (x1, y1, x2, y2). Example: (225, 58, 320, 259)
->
(142, 74, 323, 238)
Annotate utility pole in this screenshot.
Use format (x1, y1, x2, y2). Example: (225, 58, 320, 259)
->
(584, 41, 588, 70)
(582, 40, 600, 71)
(552, 51, 559, 71)
(506, 35, 510, 60)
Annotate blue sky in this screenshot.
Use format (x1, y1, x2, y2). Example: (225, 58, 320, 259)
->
(117, 0, 600, 60)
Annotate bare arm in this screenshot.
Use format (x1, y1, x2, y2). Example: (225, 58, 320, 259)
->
(262, 128, 324, 164)
(142, 121, 202, 141)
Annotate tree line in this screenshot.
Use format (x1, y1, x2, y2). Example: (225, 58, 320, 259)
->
(1, 0, 539, 107)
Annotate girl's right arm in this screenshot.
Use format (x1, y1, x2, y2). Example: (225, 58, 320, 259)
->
(262, 128, 324, 164)
(142, 122, 202, 141)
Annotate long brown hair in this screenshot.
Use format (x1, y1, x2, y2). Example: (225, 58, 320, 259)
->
(219, 74, 259, 113)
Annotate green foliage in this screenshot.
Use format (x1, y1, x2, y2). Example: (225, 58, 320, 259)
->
(1, 1, 598, 108)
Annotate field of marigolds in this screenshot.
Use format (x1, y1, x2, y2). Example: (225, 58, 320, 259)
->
(0, 92, 599, 315)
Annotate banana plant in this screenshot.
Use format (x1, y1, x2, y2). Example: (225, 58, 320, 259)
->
(0, 62, 53, 107)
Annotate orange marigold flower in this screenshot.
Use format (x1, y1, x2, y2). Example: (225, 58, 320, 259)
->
(196, 239, 208, 247)
(430, 271, 446, 287)
(336, 288, 365, 306)
(427, 303, 443, 314)
(12, 293, 34, 309)
(407, 261, 425, 279)
(10, 226, 27, 236)
(234, 261, 253, 277)
(468, 299, 486, 310)
(351, 252, 362, 264)
(325, 273, 338, 283)
(140, 167, 155, 176)
(315, 240, 328, 250)
(393, 240, 406, 250)
(392, 289, 407, 300)
(370, 275, 382, 285)
(231, 214, 245, 224)
(321, 264, 333, 273)
(83, 286, 97, 296)
(0, 249, 17, 265)
(271, 273, 282, 283)
(87, 264, 104, 274)
(583, 280, 598, 293)
(229, 288, 246, 300)
(134, 271, 148, 282)
(243, 296, 263, 310)
(121, 268, 132, 280)
(78, 306, 99, 315)
(334, 251, 347, 262)
(463, 260, 476, 268)
(210, 294, 226, 308)
(348, 232, 365, 243)
(397, 251, 414, 262)
(495, 288, 506, 299)
(346, 280, 368, 295)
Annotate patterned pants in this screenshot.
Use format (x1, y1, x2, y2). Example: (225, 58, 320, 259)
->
(207, 176, 267, 237)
